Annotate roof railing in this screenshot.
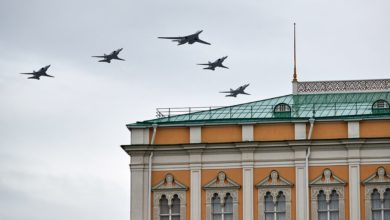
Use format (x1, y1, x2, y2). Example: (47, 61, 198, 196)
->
(156, 106, 224, 118)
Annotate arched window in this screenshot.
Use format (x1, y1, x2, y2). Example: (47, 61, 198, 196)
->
(372, 100, 390, 114)
(159, 194, 181, 220)
(211, 193, 233, 220)
(318, 191, 327, 220)
(224, 193, 233, 220)
(264, 191, 287, 220)
(317, 190, 339, 220)
(160, 195, 169, 220)
(265, 192, 274, 220)
(372, 189, 382, 220)
(277, 192, 286, 220)
(329, 190, 339, 220)
(172, 195, 181, 220)
(212, 193, 222, 220)
(273, 103, 291, 118)
(371, 188, 390, 220)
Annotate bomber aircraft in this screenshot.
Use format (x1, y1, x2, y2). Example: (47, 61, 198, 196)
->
(158, 30, 211, 45)
(220, 84, 250, 97)
(92, 48, 125, 63)
(19, 65, 53, 80)
(198, 56, 228, 70)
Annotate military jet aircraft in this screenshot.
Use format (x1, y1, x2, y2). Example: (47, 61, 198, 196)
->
(220, 84, 250, 97)
(158, 30, 211, 45)
(19, 65, 53, 80)
(92, 48, 125, 63)
(198, 56, 229, 71)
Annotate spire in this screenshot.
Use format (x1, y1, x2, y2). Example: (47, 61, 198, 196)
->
(293, 22, 297, 82)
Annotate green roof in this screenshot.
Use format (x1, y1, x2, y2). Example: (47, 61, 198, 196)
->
(129, 92, 390, 127)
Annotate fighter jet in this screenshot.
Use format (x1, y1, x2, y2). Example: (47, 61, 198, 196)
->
(158, 30, 211, 45)
(220, 84, 250, 97)
(19, 65, 53, 80)
(92, 48, 125, 63)
(198, 56, 229, 71)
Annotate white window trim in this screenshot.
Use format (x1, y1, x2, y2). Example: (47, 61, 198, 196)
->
(203, 171, 240, 220)
(152, 174, 188, 220)
(256, 170, 293, 220)
(363, 167, 390, 220)
(310, 169, 346, 220)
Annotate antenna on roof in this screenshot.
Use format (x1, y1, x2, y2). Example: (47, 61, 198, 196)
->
(293, 23, 298, 82)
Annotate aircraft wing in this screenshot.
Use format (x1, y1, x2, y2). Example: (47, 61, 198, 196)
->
(92, 55, 106, 58)
(226, 94, 237, 97)
(219, 91, 233, 93)
(158, 36, 184, 40)
(197, 63, 210, 66)
(19, 72, 35, 75)
(196, 39, 211, 45)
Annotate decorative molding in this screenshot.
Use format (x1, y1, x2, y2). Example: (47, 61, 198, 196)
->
(256, 170, 294, 188)
(152, 173, 188, 191)
(202, 171, 241, 190)
(310, 168, 346, 186)
(296, 79, 390, 94)
(310, 169, 346, 220)
(256, 170, 292, 220)
(362, 167, 390, 220)
(203, 172, 240, 220)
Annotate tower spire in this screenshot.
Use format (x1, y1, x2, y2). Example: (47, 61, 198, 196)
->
(293, 22, 297, 82)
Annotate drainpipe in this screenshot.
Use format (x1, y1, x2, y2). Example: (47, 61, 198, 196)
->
(148, 124, 158, 220)
(306, 118, 315, 220)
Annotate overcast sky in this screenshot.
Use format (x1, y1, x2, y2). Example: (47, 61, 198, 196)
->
(0, 0, 389, 219)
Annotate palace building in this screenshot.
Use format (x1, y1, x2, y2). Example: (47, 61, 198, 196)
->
(122, 26, 390, 220)
(122, 77, 390, 220)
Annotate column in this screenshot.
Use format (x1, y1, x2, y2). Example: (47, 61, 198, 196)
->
(189, 150, 202, 220)
(241, 148, 254, 220)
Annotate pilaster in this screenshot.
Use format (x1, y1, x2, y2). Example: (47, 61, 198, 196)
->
(294, 146, 308, 220)
(241, 148, 254, 220)
(189, 150, 202, 220)
(348, 145, 361, 220)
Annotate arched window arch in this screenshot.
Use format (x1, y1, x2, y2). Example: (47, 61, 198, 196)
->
(273, 103, 291, 118)
(372, 100, 390, 114)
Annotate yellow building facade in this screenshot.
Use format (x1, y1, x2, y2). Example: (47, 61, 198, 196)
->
(122, 79, 390, 220)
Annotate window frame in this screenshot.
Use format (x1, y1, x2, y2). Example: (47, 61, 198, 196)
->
(203, 171, 240, 220)
(310, 169, 346, 220)
(152, 174, 188, 220)
(256, 170, 293, 220)
(372, 99, 390, 114)
(363, 167, 390, 220)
